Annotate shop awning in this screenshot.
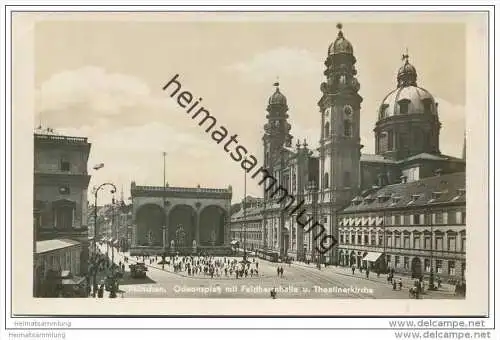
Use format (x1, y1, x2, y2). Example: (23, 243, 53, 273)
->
(363, 252, 383, 262)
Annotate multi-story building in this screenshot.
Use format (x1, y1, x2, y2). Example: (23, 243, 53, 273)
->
(259, 24, 466, 267)
(33, 127, 91, 280)
(337, 172, 466, 283)
(230, 197, 264, 251)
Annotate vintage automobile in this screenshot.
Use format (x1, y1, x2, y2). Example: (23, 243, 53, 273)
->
(129, 262, 148, 278)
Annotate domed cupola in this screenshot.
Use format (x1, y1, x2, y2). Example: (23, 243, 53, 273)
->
(374, 51, 441, 161)
(397, 53, 418, 87)
(268, 82, 288, 106)
(328, 23, 353, 56)
(378, 52, 438, 120)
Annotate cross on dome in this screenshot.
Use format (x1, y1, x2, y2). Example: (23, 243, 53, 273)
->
(402, 48, 410, 64)
(336, 22, 344, 37)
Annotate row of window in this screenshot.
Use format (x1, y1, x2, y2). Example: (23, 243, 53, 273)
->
(323, 120, 353, 139)
(323, 171, 351, 189)
(231, 231, 261, 241)
(343, 252, 463, 277)
(340, 232, 466, 252)
(387, 256, 463, 276)
(341, 211, 466, 227)
(42, 249, 80, 275)
(379, 99, 434, 120)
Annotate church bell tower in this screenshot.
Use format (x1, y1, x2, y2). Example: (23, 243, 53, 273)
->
(318, 24, 363, 263)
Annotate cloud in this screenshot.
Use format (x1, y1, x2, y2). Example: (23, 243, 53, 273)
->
(226, 47, 323, 83)
(434, 98, 465, 158)
(35, 66, 179, 129)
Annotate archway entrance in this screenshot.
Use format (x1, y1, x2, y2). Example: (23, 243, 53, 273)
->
(199, 206, 227, 246)
(136, 204, 165, 246)
(411, 257, 422, 279)
(168, 205, 196, 248)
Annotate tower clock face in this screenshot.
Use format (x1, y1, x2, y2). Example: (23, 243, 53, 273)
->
(344, 105, 353, 116)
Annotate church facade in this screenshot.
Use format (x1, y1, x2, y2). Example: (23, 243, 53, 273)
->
(258, 24, 466, 267)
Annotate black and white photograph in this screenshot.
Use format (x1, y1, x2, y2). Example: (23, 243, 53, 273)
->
(4, 8, 493, 328)
(31, 15, 470, 302)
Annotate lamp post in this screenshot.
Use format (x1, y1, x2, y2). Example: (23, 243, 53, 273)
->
(111, 198, 116, 265)
(93, 182, 117, 284)
(308, 180, 320, 270)
(243, 170, 247, 262)
(162, 152, 168, 259)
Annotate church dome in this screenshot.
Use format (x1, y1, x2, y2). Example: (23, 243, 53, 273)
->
(268, 82, 287, 106)
(378, 53, 437, 120)
(328, 23, 353, 56)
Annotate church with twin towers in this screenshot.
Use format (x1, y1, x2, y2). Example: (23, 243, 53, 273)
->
(245, 23, 466, 272)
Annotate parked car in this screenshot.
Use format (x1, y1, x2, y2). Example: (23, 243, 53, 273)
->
(129, 262, 148, 278)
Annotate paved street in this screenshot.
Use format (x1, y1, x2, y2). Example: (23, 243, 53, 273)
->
(98, 245, 460, 299)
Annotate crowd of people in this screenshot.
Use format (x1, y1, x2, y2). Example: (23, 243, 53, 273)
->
(134, 254, 262, 279)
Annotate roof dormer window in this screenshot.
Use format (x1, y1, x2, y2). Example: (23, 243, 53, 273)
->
(431, 192, 442, 200)
(377, 193, 391, 203)
(428, 191, 443, 203)
(364, 195, 375, 204)
(452, 188, 466, 201)
(379, 104, 389, 120)
(351, 196, 363, 205)
(423, 98, 433, 114)
(398, 99, 410, 115)
(391, 196, 401, 204)
(407, 194, 420, 205)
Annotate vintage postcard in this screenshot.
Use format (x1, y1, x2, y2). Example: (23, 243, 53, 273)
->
(9, 10, 489, 317)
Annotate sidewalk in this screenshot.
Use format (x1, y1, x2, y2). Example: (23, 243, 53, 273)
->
(291, 261, 456, 294)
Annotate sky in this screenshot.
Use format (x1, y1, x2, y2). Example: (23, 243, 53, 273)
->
(33, 15, 466, 204)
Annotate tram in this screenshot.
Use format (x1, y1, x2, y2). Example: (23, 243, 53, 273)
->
(256, 249, 279, 262)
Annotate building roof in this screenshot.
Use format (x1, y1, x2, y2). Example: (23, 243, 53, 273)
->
(231, 206, 263, 221)
(361, 153, 397, 164)
(34, 133, 89, 146)
(341, 172, 465, 213)
(360, 152, 465, 166)
(402, 152, 464, 163)
(36, 239, 81, 254)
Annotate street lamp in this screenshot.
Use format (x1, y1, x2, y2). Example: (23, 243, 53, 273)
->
(93, 182, 117, 285)
(307, 180, 320, 270)
(111, 198, 117, 266)
(162, 151, 168, 258)
(243, 170, 247, 262)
